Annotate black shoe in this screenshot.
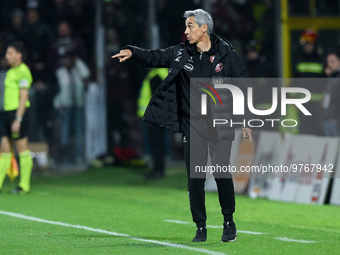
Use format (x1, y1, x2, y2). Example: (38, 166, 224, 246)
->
(192, 227, 207, 242)
(145, 171, 165, 180)
(221, 221, 237, 242)
(9, 187, 29, 195)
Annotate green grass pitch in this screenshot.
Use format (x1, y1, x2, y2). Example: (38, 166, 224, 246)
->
(0, 166, 339, 255)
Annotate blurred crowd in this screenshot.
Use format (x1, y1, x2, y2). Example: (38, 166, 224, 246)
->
(1, 0, 340, 168)
(0, 0, 94, 165)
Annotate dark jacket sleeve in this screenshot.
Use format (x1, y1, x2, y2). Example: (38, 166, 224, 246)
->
(123, 45, 174, 68)
(230, 50, 249, 79)
(229, 50, 254, 129)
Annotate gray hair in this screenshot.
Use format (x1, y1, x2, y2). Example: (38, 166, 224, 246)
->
(183, 9, 213, 36)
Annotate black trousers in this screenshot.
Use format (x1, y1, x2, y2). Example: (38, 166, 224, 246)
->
(182, 118, 235, 228)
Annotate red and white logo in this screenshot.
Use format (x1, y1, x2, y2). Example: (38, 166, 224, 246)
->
(210, 55, 215, 63)
(215, 63, 223, 72)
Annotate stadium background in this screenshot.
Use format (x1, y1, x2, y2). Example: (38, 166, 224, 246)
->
(0, 1, 340, 254)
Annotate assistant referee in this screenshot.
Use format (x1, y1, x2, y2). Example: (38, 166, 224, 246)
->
(0, 41, 33, 194)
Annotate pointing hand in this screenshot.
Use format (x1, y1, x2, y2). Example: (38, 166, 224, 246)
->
(112, 49, 132, 62)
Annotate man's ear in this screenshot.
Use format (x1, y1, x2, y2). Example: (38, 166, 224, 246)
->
(202, 24, 208, 33)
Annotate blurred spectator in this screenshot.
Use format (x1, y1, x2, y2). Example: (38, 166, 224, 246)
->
(106, 28, 121, 56)
(26, 0, 39, 9)
(316, 0, 339, 16)
(0, 1, 26, 33)
(245, 40, 278, 130)
(3, 9, 26, 47)
(288, 1, 309, 16)
(292, 29, 325, 135)
(20, 8, 53, 77)
(68, 0, 95, 58)
(245, 39, 276, 78)
(105, 28, 130, 157)
(157, 0, 199, 47)
(323, 52, 340, 136)
(102, 1, 129, 44)
(30, 66, 59, 150)
(250, 0, 275, 59)
(213, 0, 253, 49)
(156, 0, 172, 47)
(102, 0, 148, 102)
(49, 0, 72, 30)
(54, 51, 90, 164)
(293, 29, 324, 78)
(103, 0, 147, 47)
(49, 21, 87, 70)
(0, 57, 7, 111)
(137, 68, 168, 180)
(289, 0, 340, 16)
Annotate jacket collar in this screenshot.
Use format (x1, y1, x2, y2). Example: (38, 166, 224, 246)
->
(184, 33, 232, 57)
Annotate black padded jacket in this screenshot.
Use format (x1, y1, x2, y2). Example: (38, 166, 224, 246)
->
(124, 33, 252, 140)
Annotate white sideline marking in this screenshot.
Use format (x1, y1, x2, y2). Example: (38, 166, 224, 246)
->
(237, 230, 264, 235)
(275, 237, 316, 243)
(165, 219, 191, 225)
(0, 211, 227, 255)
(164, 219, 265, 235)
(165, 219, 316, 243)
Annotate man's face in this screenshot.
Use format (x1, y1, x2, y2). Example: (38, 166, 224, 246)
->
(5, 47, 22, 67)
(327, 54, 340, 73)
(28, 9, 39, 24)
(302, 42, 315, 55)
(184, 16, 207, 44)
(58, 22, 71, 37)
(64, 55, 75, 67)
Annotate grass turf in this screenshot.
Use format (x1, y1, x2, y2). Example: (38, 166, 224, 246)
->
(0, 166, 339, 255)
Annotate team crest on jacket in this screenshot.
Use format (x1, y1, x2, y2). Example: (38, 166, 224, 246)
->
(210, 55, 215, 63)
(215, 63, 223, 72)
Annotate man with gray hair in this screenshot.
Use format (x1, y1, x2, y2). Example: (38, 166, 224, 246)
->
(113, 9, 252, 243)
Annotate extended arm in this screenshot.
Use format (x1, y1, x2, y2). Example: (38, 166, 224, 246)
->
(112, 45, 174, 68)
